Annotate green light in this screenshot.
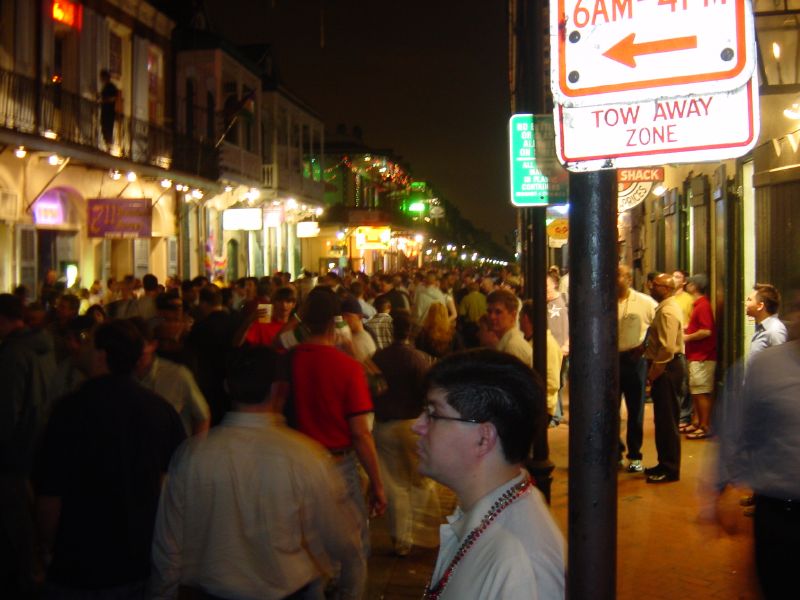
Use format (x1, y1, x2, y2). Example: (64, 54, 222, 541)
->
(409, 201, 426, 212)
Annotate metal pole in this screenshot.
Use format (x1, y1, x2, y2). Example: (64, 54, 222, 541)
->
(567, 169, 619, 600)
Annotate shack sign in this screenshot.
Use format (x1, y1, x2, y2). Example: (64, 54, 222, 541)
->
(554, 74, 759, 171)
(551, 0, 756, 107)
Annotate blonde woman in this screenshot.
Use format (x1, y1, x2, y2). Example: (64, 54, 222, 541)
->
(415, 302, 462, 359)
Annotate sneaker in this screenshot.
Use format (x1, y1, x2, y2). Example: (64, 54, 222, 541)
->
(625, 460, 643, 473)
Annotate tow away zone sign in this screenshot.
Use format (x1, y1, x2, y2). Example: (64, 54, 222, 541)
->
(555, 75, 759, 171)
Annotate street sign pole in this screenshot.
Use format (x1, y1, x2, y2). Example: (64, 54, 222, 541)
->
(514, 0, 553, 504)
(568, 168, 619, 600)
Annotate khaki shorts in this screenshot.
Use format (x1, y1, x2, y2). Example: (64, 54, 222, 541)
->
(688, 360, 716, 394)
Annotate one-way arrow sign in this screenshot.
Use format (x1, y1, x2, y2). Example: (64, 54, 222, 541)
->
(603, 34, 697, 68)
(551, 0, 755, 107)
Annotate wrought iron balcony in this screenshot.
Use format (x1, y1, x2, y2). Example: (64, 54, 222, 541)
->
(0, 66, 218, 179)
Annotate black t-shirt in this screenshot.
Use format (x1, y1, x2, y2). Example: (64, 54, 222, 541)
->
(34, 374, 185, 588)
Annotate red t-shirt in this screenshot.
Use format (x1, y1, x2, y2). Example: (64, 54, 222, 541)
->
(290, 344, 373, 450)
(244, 321, 284, 346)
(685, 295, 717, 361)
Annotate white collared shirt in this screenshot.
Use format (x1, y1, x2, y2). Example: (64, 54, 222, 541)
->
(430, 471, 565, 599)
(151, 412, 365, 600)
(497, 327, 533, 366)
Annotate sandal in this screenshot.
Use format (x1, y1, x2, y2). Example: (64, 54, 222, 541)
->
(680, 423, 699, 434)
(686, 428, 712, 440)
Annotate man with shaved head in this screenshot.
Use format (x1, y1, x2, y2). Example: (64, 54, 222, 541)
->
(643, 273, 685, 483)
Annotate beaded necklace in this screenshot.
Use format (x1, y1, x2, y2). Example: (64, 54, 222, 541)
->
(422, 475, 533, 600)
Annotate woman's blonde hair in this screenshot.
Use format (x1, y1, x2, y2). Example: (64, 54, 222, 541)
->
(419, 302, 454, 356)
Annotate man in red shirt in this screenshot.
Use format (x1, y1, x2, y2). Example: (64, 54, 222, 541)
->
(683, 274, 717, 439)
(287, 286, 387, 554)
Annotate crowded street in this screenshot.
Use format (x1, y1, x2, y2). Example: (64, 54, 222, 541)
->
(2, 1, 799, 599)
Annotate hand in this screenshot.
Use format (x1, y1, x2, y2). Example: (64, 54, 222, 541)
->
(647, 362, 665, 384)
(369, 484, 388, 518)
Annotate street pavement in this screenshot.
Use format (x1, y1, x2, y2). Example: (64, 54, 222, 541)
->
(366, 402, 761, 599)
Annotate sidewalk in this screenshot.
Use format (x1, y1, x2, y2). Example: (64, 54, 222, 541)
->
(366, 404, 761, 599)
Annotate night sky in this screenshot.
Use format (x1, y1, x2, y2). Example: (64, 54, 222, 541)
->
(202, 0, 515, 247)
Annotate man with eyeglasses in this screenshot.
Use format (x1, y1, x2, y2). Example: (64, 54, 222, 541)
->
(643, 273, 686, 483)
(411, 349, 565, 599)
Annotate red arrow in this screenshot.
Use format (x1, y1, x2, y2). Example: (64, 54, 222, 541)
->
(603, 33, 698, 68)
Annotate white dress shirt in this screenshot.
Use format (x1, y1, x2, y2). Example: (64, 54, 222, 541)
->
(150, 412, 365, 600)
(430, 471, 565, 599)
(497, 327, 533, 367)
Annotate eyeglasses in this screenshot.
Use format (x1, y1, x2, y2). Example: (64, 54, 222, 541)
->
(421, 403, 484, 424)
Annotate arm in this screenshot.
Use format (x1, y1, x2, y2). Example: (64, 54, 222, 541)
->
(348, 413, 387, 517)
(684, 328, 712, 342)
(302, 455, 367, 600)
(181, 368, 211, 436)
(150, 469, 185, 599)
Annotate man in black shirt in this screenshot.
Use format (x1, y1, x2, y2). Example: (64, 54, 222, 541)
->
(34, 319, 185, 596)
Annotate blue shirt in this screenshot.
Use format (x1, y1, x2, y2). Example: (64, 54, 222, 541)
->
(739, 341, 800, 499)
(749, 314, 788, 366)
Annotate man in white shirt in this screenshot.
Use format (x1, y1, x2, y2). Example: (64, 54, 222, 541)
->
(486, 288, 532, 366)
(150, 347, 366, 599)
(617, 264, 657, 473)
(411, 350, 565, 599)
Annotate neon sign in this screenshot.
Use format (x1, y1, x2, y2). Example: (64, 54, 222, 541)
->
(52, 1, 82, 30)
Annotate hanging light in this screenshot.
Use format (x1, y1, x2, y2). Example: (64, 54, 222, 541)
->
(14, 146, 26, 158)
(48, 154, 60, 166)
(160, 179, 172, 189)
(126, 171, 137, 182)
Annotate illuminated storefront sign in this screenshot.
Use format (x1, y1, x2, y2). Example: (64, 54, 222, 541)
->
(355, 226, 391, 250)
(52, 1, 82, 29)
(87, 198, 152, 238)
(264, 208, 283, 228)
(296, 221, 320, 238)
(223, 208, 262, 231)
(33, 198, 65, 226)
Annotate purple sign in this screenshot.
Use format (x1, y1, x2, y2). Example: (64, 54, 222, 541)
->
(87, 198, 152, 238)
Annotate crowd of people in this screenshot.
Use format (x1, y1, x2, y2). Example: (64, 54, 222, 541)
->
(0, 265, 570, 599)
(2, 260, 797, 599)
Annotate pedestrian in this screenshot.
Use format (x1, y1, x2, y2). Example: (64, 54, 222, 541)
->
(715, 279, 800, 599)
(413, 349, 565, 599)
(643, 273, 685, 483)
(682, 274, 717, 439)
(616, 264, 657, 472)
(745, 283, 788, 366)
(34, 319, 185, 597)
(284, 286, 387, 555)
(519, 299, 562, 424)
(486, 288, 530, 366)
(371, 310, 437, 556)
(151, 347, 366, 599)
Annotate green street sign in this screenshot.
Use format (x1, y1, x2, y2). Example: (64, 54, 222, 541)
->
(509, 114, 569, 207)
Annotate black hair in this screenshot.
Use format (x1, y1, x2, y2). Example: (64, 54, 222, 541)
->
(199, 284, 223, 307)
(391, 309, 412, 341)
(225, 346, 278, 404)
(0, 293, 24, 320)
(424, 349, 545, 464)
(300, 286, 341, 335)
(93, 320, 144, 375)
(142, 274, 158, 292)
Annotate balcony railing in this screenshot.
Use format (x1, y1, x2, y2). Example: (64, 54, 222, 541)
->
(0, 67, 218, 179)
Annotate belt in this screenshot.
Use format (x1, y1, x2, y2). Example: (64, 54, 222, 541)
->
(755, 494, 800, 511)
